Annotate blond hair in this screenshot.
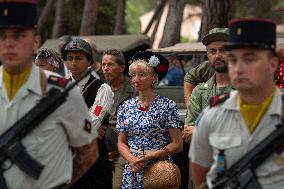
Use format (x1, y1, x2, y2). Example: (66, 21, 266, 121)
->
(129, 59, 158, 88)
(129, 59, 154, 75)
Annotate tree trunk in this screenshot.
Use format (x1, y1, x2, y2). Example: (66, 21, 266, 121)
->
(150, 7, 163, 47)
(159, 0, 185, 48)
(114, 0, 126, 34)
(199, 0, 233, 40)
(37, 0, 57, 34)
(80, 0, 100, 35)
(143, 0, 167, 35)
(52, 0, 64, 38)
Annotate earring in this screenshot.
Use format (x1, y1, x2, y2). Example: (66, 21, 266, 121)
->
(152, 80, 157, 88)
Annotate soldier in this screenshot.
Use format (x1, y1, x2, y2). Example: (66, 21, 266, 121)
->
(190, 18, 283, 188)
(183, 61, 214, 105)
(183, 28, 232, 143)
(101, 49, 137, 189)
(0, 1, 99, 188)
(63, 38, 114, 189)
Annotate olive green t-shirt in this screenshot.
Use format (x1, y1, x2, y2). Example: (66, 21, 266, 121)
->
(184, 61, 214, 86)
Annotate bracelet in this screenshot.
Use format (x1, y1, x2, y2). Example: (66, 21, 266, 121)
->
(162, 146, 171, 156)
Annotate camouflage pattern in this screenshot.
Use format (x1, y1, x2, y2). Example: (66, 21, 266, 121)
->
(185, 75, 232, 125)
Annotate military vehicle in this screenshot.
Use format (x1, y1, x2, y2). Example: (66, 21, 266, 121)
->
(41, 34, 150, 63)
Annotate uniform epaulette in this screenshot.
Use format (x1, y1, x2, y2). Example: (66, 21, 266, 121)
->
(47, 75, 69, 88)
(209, 93, 230, 107)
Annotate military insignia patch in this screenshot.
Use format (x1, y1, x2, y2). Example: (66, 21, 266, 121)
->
(84, 119, 92, 133)
(237, 27, 242, 35)
(4, 9, 8, 16)
(209, 93, 230, 107)
(48, 75, 69, 88)
(91, 105, 103, 117)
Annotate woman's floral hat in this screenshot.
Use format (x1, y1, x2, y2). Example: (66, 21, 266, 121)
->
(131, 51, 169, 81)
(35, 48, 63, 69)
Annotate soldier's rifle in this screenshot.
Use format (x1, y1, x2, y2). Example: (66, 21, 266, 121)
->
(0, 69, 91, 189)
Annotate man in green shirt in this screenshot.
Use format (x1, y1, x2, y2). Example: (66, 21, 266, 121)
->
(101, 49, 136, 189)
(183, 28, 232, 143)
(184, 60, 214, 105)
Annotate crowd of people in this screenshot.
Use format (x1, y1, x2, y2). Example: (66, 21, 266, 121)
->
(2, 1, 284, 189)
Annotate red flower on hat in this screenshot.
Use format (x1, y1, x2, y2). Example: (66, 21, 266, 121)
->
(156, 64, 168, 73)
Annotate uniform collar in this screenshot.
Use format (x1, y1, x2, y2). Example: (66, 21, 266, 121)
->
(223, 88, 282, 116)
(0, 64, 42, 104)
(25, 64, 43, 96)
(69, 73, 90, 92)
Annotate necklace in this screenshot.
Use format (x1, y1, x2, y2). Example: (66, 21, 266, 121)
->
(137, 93, 157, 111)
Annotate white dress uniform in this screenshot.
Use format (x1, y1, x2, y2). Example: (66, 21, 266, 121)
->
(0, 65, 97, 189)
(189, 89, 284, 189)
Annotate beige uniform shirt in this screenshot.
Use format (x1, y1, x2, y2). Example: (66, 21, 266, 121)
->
(0, 65, 97, 189)
(190, 89, 284, 189)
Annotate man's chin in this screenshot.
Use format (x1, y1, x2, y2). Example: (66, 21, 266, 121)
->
(214, 67, 228, 73)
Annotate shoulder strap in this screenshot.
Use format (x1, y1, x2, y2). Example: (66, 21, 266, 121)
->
(209, 93, 230, 108)
(47, 75, 69, 89)
(39, 69, 47, 95)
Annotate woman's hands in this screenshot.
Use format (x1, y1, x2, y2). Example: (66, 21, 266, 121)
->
(129, 153, 153, 172)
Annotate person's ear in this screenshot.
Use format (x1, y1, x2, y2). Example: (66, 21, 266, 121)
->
(33, 34, 41, 53)
(270, 56, 279, 74)
(119, 64, 125, 73)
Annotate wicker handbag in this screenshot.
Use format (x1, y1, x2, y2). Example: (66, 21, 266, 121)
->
(143, 160, 181, 189)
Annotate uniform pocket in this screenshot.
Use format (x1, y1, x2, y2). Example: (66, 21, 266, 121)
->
(209, 134, 241, 150)
(209, 133, 242, 165)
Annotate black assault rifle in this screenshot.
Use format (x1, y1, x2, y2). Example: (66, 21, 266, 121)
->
(212, 122, 284, 189)
(0, 69, 91, 189)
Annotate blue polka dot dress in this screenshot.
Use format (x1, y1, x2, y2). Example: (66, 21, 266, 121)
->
(116, 94, 182, 189)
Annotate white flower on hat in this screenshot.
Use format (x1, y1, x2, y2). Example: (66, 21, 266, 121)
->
(148, 55, 160, 67)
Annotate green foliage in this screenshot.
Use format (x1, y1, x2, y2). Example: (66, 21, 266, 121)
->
(64, 0, 84, 35)
(234, 0, 283, 23)
(180, 36, 189, 43)
(95, 0, 116, 35)
(37, 0, 117, 42)
(125, 0, 156, 34)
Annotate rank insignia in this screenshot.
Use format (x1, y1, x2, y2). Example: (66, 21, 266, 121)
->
(84, 119, 92, 133)
(209, 93, 230, 107)
(4, 9, 8, 16)
(48, 75, 69, 88)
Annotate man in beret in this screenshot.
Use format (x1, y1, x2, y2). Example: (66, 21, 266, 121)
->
(183, 28, 232, 143)
(0, 1, 99, 188)
(190, 18, 283, 189)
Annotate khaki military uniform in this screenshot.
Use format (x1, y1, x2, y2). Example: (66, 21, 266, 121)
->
(185, 75, 232, 125)
(184, 61, 214, 86)
(190, 89, 284, 189)
(0, 65, 97, 189)
(109, 77, 136, 189)
(109, 77, 136, 126)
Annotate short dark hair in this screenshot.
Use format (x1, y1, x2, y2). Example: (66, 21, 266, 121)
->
(103, 49, 125, 65)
